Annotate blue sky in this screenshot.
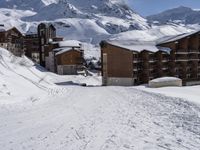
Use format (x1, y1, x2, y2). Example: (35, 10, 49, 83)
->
(127, 0, 200, 16)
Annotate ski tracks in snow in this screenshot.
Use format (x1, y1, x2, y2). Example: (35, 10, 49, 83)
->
(0, 86, 200, 150)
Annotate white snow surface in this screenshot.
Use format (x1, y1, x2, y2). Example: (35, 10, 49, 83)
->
(55, 48, 79, 56)
(150, 77, 182, 83)
(0, 48, 200, 150)
(137, 85, 200, 105)
(106, 40, 172, 53)
(58, 40, 81, 47)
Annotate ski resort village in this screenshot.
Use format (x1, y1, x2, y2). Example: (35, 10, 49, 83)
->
(0, 0, 200, 150)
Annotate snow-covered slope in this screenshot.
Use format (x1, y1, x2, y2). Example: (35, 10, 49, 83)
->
(109, 24, 193, 42)
(0, 0, 46, 11)
(0, 8, 36, 32)
(0, 47, 54, 104)
(0, 2, 200, 148)
(1, 0, 198, 48)
(23, 0, 149, 34)
(147, 6, 200, 25)
(0, 48, 200, 150)
(0, 0, 149, 36)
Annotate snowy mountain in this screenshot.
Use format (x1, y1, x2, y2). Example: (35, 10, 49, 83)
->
(24, 0, 149, 33)
(0, 0, 45, 11)
(147, 6, 200, 25)
(0, 0, 150, 45)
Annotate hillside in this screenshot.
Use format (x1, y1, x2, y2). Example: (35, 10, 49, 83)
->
(147, 6, 200, 25)
(1, 1, 199, 48)
(0, 0, 149, 41)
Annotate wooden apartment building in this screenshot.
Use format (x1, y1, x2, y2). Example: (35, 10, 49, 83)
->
(38, 23, 56, 67)
(24, 33, 40, 63)
(100, 30, 200, 86)
(0, 25, 24, 56)
(0, 23, 84, 76)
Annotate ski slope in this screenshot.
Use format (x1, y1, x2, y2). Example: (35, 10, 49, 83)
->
(0, 48, 200, 150)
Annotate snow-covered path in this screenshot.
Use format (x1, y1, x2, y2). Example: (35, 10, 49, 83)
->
(0, 86, 200, 150)
(0, 47, 199, 150)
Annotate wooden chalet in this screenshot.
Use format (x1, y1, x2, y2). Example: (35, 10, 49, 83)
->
(45, 40, 84, 75)
(55, 48, 84, 75)
(0, 26, 24, 56)
(100, 30, 200, 86)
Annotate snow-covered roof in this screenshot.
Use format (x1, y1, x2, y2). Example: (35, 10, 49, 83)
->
(53, 48, 64, 52)
(157, 30, 200, 44)
(55, 48, 81, 56)
(150, 77, 182, 83)
(0, 25, 6, 32)
(58, 40, 81, 48)
(106, 40, 171, 53)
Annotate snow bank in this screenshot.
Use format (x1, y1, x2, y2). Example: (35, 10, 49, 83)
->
(0, 48, 55, 104)
(149, 77, 182, 88)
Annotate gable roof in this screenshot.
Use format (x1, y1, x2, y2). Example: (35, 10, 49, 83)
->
(58, 40, 81, 48)
(104, 40, 171, 53)
(7, 27, 23, 36)
(55, 48, 81, 56)
(0, 25, 6, 32)
(157, 30, 200, 45)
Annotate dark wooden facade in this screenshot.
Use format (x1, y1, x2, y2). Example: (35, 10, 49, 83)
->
(101, 31, 200, 86)
(158, 32, 200, 85)
(24, 34, 40, 63)
(55, 49, 84, 75)
(38, 23, 56, 66)
(56, 49, 84, 66)
(0, 27, 24, 56)
(101, 42, 133, 78)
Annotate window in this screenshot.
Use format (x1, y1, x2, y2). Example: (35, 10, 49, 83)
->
(41, 39, 44, 45)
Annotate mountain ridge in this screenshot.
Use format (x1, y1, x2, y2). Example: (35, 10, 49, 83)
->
(0, 0, 151, 45)
(147, 6, 200, 25)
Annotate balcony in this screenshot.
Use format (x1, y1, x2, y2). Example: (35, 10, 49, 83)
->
(188, 49, 199, 52)
(188, 54, 199, 59)
(175, 49, 188, 53)
(175, 59, 188, 62)
(149, 59, 156, 63)
(162, 59, 169, 62)
(133, 60, 140, 63)
(188, 59, 199, 62)
(162, 67, 168, 71)
(188, 51, 200, 54)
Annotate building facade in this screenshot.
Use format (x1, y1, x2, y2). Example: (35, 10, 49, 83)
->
(24, 34, 40, 63)
(100, 31, 200, 86)
(56, 48, 84, 75)
(38, 23, 56, 66)
(44, 40, 85, 75)
(0, 26, 24, 56)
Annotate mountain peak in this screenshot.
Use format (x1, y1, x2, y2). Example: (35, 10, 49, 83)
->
(0, 0, 149, 45)
(147, 6, 200, 25)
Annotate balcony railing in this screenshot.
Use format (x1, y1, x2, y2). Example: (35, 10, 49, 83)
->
(175, 59, 188, 62)
(175, 49, 188, 53)
(133, 60, 140, 63)
(188, 49, 199, 52)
